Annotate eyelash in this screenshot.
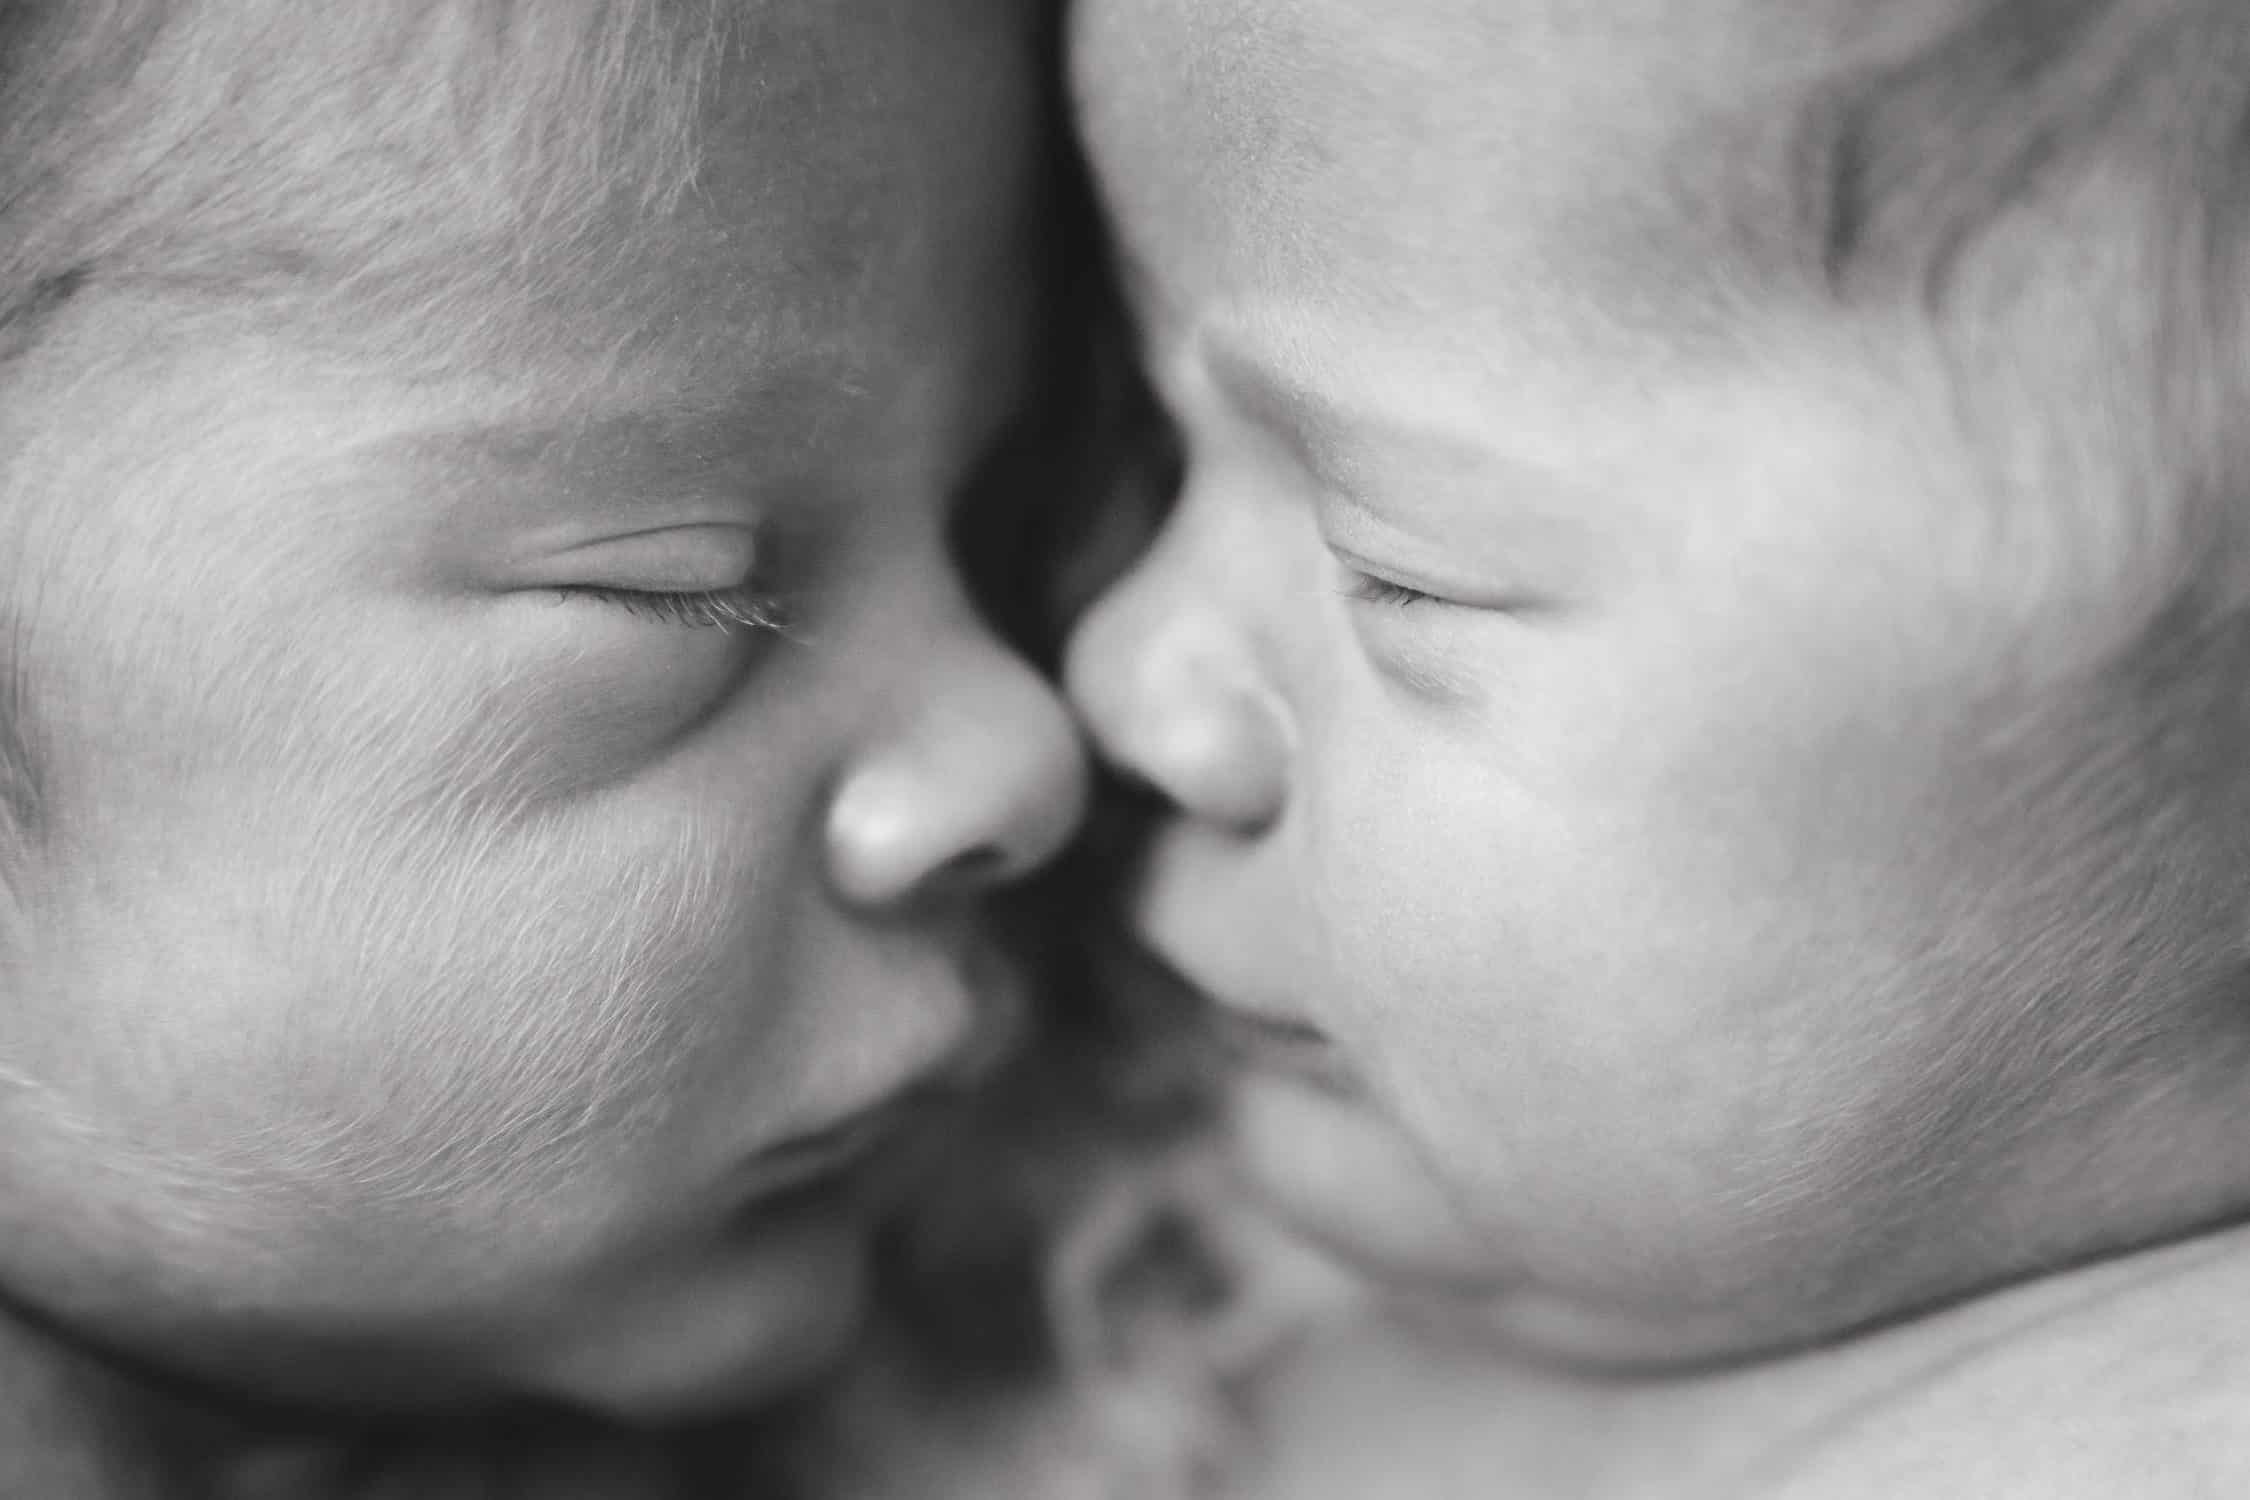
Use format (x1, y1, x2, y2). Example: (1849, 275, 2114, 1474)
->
(563, 583, 790, 633)
(1342, 572, 1441, 609)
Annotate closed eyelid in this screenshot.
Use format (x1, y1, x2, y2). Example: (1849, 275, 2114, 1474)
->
(544, 524, 761, 588)
(1341, 571, 1444, 609)
(1323, 508, 1487, 603)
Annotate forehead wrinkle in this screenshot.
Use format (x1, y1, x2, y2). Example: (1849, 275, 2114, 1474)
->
(1196, 328, 1474, 504)
(1196, 325, 1612, 575)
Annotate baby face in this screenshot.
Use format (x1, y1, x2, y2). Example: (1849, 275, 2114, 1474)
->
(1069, 0, 2222, 1360)
(0, 0, 1080, 1418)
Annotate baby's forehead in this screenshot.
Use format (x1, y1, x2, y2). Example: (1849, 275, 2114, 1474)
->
(1074, 0, 1964, 366)
(5, 0, 1036, 395)
(1075, 0, 1951, 171)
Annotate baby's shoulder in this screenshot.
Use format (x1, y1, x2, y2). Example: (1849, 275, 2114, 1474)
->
(1755, 1230, 2250, 1500)
(1212, 1309, 1621, 1500)
(1218, 1230, 2250, 1500)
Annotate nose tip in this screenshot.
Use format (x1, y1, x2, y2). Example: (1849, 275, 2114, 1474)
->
(827, 644, 1089, 911)
(1065, 592, 1288, 834)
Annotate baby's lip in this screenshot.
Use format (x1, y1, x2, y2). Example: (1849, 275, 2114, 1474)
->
(740, 938, 1027, 1204)
(937, 930, 1031, 1086)
(1118, 930, 1369, 1099)
(744, 1092, 923, 1203)
(1205, 1004, 1366, 1099)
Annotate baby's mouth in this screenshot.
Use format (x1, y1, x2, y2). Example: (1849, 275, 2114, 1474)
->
(941, 932, 1033, 1086)
(746, 1093, 924, 1204)
(743, 941, 1028, 1209)
(1202, 1004, 1365, 1100)
(1113, 928, 1368, 1100)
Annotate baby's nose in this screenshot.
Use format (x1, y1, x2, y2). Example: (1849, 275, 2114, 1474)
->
(827, 629, 1089, 910)
(1065, 575, 1288, 833)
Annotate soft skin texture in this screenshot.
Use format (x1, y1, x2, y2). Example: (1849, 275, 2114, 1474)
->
(1066, 0, 2250, 1371)
(1197, 1218, 2250, 1500)
(0, 0, 1084, 1426)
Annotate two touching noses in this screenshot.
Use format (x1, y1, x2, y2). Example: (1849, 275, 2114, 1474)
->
(823, 550, 1288, 910)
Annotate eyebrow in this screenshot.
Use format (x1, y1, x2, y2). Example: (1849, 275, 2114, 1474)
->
(1204, 342, 1352, 450)
(355, 421, 817, 569)
(391, 351, 904, 504)
(420, 415, 774, 516)
(1195, 327, 1616, 579)
(1200, 335, 1513, 493)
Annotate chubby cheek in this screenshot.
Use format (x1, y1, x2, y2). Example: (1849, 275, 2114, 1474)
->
(1312, 665, 1982, 1252)
(292, 812, 771, 1216)
(1304, 746, 1541, 1147)
(304, 689, 853, 1209)
(77, 645, 820, 1262)
(1305, 705, 1754, 1226)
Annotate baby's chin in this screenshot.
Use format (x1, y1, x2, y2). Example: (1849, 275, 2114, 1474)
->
(1228, 1066, 1505, 1295)
(511, 1191, 873, 1423)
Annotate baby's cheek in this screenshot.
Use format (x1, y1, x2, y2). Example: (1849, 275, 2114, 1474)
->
(289, 811, 747, 1205)
(412, 627, 757, 811)
(1311, 745, 1516, 1000)
(275, 615, 827, 1182)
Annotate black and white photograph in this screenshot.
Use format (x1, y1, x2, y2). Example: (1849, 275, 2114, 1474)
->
(2, 1, 2247, 1494)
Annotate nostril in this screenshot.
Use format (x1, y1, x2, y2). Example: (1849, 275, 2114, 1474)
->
(937, 844, 1009, 887)
(1105, 765, 1175, 818)
(1127, 683, 1289, 834)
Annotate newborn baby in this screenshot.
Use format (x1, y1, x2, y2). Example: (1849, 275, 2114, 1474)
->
(0, 0, 1087, 1491)
(1065, 0, 2250, 1493)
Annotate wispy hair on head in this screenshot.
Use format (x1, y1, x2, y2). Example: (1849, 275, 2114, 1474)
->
(1799, 0, 2250, 541)
(1795, 0, 2250, 1044)
(1807, 0, 2250, 303)
(0, 0, 730, 366)
(1795, 0, 2250, 657)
